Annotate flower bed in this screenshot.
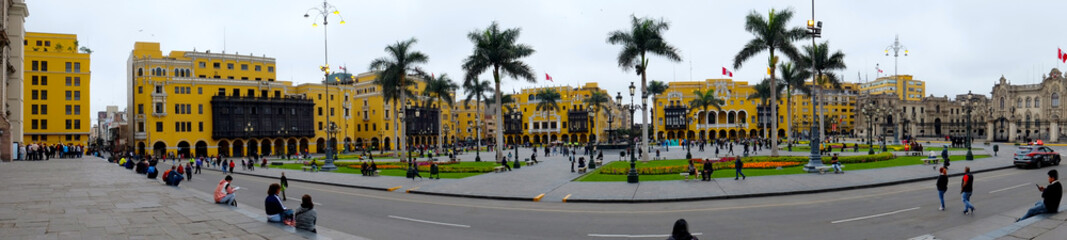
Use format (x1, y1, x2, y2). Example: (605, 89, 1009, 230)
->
(597, 152, 895, 175)
(342, 161, 501, 173)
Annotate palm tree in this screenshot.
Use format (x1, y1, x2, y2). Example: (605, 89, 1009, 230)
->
(647, 80, 669, 142)
(462, 22, 536, 162)
(748, 78, 786, 138)
(733, 8, 808, 156)
(534, 89, 562, 144)
(608, 15, 682, 161)
(798, 41, 846, 141)
(369, 38, 428, 160)
(583, 91, 611, 143)
(689, 89, 725, 131)
(462, 79, 491, 161)
(423, 73, 458, 151)
(779, 62, 811, 142)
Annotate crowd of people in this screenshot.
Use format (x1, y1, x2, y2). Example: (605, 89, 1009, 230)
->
(18, 143, 87, 160)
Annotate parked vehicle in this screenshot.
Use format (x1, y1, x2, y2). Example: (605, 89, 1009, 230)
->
(1013, 145, 1061, 168)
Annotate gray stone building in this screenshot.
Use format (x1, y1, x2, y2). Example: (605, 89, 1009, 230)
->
(857, 92, 991, 143)
(989, 68, 1066, 142)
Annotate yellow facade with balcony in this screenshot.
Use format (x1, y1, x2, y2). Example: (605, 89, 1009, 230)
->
(859, 75, 924, 101)
(24, 32, 91, 145)
(505, 83, 617, 145)
(653, 79, 765, 142)
(783, 81, 859, 138)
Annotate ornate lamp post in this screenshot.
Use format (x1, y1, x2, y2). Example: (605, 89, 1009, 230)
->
(588, 105, 597, 169)
(626, 82, 639, 183)
(682, 109, 692, 160)
(304, 0, 345, 167)
(616, 92, 624, 143)
(803, 0, 826, 172)
(885, 35, 908, 145)
(878, 107, 888, 152)
(862, 102, 877, 155)
(244, 122, 255, 157)
(963, 91, 976, 160)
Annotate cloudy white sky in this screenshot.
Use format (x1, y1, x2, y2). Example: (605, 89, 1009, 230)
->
(24, 0, 1067, 122)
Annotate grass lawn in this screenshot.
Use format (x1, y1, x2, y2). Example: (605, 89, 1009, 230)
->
(270, 161, 520, 179)
(781, 146, 981, 152)
(575, 155, 990, 182)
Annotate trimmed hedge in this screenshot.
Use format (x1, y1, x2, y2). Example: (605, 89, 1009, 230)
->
(597, 152, 896, 175)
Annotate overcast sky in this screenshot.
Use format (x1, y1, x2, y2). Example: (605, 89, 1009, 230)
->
(25, 0, 1067, 122)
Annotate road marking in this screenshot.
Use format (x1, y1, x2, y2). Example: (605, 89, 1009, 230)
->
(387, 215, 470, 228)
(588, 233, 702, 238)
(387, 186, 402, 192)
(313, 202, 324, 206)
(989, 183, 1031, 194)
(533, 193, 545, 202)
(831, 207, 920, 224)
(406, 187, 420, 193)
(562, 194, 572, 202)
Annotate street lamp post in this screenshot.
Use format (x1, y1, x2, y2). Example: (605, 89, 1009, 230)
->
(803, 0, 826, 172)
(588, 106, 597, 169)
(682, 109, 692, 160)
(304, 0, 345, 170)
(863, 102, 876, 155)
(244, 122, 254, 157)
(963, 91, 976, 160)
(626, 82, 639, 183)
(885, 35, 908, 145)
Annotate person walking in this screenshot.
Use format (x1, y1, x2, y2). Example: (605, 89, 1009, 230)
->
(185, 163, 193, 181)
(280, 172, 289, 201)
(962, 167, 976, 214)
(941, 145, 951, 170)
(195, 158, 202, 174)
(229, 160, 236, 174)
(936, 167, 949, 211)
(1018, 169, 1062, 222)
(734, 156, 746, 180)
(668, 219, 698, 240)
(570, 154, 576, 172)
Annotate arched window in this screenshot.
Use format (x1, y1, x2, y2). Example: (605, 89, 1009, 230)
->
(138, 68, 143, 76)
(1018, 98, 1023, 107)
(1035, 98, 1041, 108)
(1053, 93, 1061, 107)
(1026, 97, 1031, 108)
(1000, 97, 1005, 109)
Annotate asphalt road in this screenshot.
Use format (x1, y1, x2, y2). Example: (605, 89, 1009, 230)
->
(176, 150, 1062, 239)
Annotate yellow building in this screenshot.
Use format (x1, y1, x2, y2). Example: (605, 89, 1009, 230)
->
(127, 41, 455, 158)
(24, 32, 91, 145)
(653, 79, 764, 141)
(783, 81, 859, 138)
(859, 75, 925, 101)
(502, 83, 619, 145)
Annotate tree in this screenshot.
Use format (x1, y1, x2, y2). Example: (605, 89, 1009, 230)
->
(608, 15, 682, 161)
(463, 79, 491, 161)
(462, 22, 536, 162)
(748, 78, 787, 138)
(689, 89, 725, 132)
(369, 38, 428, 159)
(423, 73, 458, 150)
(535, 89, 561, 115)
(779, 62, 811, 141)
(798, 41, 847, 141)
(732, 8, 808, 156)
(583, 91, 611, 143)
(647, 80, 669, 142)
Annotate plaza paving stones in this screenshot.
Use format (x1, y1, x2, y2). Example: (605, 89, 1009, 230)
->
(0, 157, 320, 240)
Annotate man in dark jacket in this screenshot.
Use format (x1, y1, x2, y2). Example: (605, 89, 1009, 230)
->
(941, 146, 951, 169)
(1018, 169, 1062, 221)
(702, 159, 714, 181)
(962, 167, 975, 214)
(936, 167, 949, 211)
(429, 162, 440, 179)
(734, 156, 745, 180)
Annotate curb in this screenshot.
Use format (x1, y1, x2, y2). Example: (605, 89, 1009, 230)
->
(182, 165, 395, 192)
(564, 164, 1015, 203)
(406, 189, 537, 201)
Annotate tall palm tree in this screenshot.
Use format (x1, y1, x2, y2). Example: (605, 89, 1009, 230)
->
(584, 91, 610, 143)
(462, 79, 491, 161)
(647, 80, 669, 142)
(462, 22, 536, 162)
(369, 38, 428, 160)
(690, 89, 725, 131)
(608, 15, 682, 161)
(748, 78, 786, 138)
(779, 62, 811, 142)
(534, 89, 561, 144)
(798, 41, 846, 141)
(733, 8, 807, 156)
(423, 73, 458, 150)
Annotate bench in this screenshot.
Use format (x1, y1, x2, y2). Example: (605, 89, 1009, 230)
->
(680, 171, 701, 181)
(595, 160, 603, 166)
(493, 166, 506, 173)
(908, 151, 922, 156)
(369, 170, 380, 176)
(302, 166, 318, 172)
(524, 160, 538, 166)
(815, 165, 845, 174)
(577, 167, 588, 173)
(270, 162, 284, 166)
(922, 158, 940, 165)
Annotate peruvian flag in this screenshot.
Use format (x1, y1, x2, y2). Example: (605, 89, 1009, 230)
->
(722, 67, 733, 77)
(545, 73, 553, 82)
(1061, 48, 1067, 63)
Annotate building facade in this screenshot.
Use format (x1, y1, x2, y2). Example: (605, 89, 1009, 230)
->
(859, 75, 926, 101)
(2, 0, 27, 161)
(856, 92, 991, 142)
(989, 68, 1066, 142)
(500, 83, 621, 145)
(23, 32, 91, 145)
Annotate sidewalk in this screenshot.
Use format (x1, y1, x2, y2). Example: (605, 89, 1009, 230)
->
(0, 157, 311, 239)
(932, 205, 1067, 240)
(205, 145, 1006, 203)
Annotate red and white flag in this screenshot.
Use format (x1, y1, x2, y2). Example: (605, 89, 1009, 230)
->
(721, 67, 733, 77)
(1060, 48, 1067, 63)
(339, 66, 346, 71)
(545, 73, 553, 82)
